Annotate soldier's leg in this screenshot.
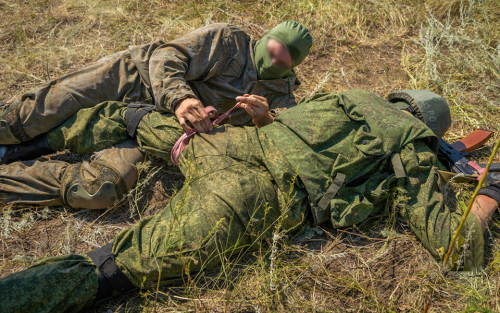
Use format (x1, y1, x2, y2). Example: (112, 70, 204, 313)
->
(397, 140, 484, 270)
(114, 160, 284, 285)
(0, 101, 139, 165)
(0, 160, 276, 313)
(46, 101, 129, 155)
(45, 101, 183, 159)
(0, 100, 182, 167)
(0, 50, 147, 144)
(0, 160, 69, 206)
(113, 126, 309, 287)
(60, 140, 145, 210)
(0, 141, 144, 312)
(134, 110, 184, 160)
(0, 254, 98, 313)
(0, 140, 144, 209)
(0, 128, 307, 313)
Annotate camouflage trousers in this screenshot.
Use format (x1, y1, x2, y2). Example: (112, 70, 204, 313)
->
(0, 140, 144, 209)
(46, 100, 184, 160)
(0, 50, 149, 144)
(0, 101, 183, 208)
(0, 125, 309, 313)
(0, 127, 485, 313)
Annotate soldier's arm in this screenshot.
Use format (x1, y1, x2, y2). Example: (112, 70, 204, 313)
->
(397, 140, 485, 267)
(236, 94, 274, 128)
(149, 23, 244, 112)
(267, 81, 298, 109)
(471, 195, 498, 232)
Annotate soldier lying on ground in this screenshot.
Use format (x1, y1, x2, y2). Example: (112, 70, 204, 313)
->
(0, 21, 312, 209)
(1, 89, 499, 313)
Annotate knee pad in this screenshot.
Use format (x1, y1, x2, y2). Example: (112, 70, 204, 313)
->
(61, 161, 128, 210)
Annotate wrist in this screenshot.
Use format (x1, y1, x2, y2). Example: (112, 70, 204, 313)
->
(478, 185, 500, 208)
(173, 95, 197, 113)
(266, 113, 274, 125)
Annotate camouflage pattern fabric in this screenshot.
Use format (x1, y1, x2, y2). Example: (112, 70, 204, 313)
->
(7, 50, 147, 141)
(261, 89, 439, 212)
(0, 140, 142, 207)
(262, 89, 483, 269)
(0, 125, 309, 313)
(0, 254, 98, 313)
(3, 23, 298, 143)
(45, 101, 185, 161)
(398, 140, 484, 270)
(0, 90, 485, 313)
(0, 160, 69, 206)
(134, 23, 299, 123)
(114, 125, 308, 286)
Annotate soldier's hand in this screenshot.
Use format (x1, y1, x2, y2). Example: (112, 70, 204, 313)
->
(175, 98, 213, 133)
(236, 94, 274, 128)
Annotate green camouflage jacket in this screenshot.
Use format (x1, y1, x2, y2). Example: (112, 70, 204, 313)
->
(261, 89, 438, 227)
(129, 23, 300, 126)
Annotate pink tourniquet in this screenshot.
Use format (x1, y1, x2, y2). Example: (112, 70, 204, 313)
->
(171, 103, 242, 166)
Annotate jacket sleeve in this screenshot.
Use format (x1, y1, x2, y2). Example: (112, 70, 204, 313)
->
(268, 93, 297, 116)
(149, 24, 240, 112)
(267, 87, 298, 118)
(397, 140, 484, 270)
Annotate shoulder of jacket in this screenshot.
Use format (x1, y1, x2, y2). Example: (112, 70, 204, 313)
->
(198, 23, 248, 38)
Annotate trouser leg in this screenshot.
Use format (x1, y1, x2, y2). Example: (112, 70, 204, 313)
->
(0, 254, 98, 313)
(0, 140, 144, 209)
(113, 157, 285, 286)
(61, 140, 145, 210)
(46, 100, 184, 161)
(0, 50, 147, 144)
(0, 127, 307, 313)
(113, 126, 308, 287)
(134, 110, 184, 160)
(0, 159, 68, 206)
(0, 100, 129, 166)
(0, 159, 271, 313)
(398, 140, 484, 270)
(46, 101, 129, 155)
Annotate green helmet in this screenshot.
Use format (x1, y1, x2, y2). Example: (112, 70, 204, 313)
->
(387, 89, 451, 139)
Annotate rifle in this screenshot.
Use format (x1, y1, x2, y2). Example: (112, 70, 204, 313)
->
(437, 129, 500, 178)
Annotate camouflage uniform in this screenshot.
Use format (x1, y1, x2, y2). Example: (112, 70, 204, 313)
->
(0, 90, 484, 313)
(0, 23, 298, 144)
(0, 23, 300, 209)
(44, 101, 185, 159)
(0, 140, 144, 209)
(0, 101, 182, 208)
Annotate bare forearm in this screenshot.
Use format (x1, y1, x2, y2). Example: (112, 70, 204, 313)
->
(471, 195, 498, 233)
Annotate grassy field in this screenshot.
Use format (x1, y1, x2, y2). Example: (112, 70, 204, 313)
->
(1, 0, 500, 312)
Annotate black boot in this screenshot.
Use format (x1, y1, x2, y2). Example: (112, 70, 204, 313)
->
(0, 134, 55, 165)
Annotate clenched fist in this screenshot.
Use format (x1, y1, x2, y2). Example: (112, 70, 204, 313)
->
(236, 94, 274, 128)
(175, 98, 213, 133)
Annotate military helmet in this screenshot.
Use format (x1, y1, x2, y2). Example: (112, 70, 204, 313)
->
(387, 89, 451, 138)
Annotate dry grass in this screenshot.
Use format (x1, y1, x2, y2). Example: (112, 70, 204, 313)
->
(1, 0, 500, 312)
